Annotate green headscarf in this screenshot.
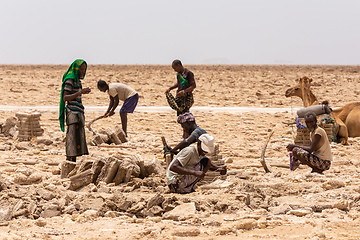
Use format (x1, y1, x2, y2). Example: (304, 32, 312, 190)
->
(58, 59, 87, 132)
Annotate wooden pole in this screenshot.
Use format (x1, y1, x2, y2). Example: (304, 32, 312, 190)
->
(260, 131, 273, 173)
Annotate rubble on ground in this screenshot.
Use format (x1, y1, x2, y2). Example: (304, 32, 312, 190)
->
(89, 126, 128, 146)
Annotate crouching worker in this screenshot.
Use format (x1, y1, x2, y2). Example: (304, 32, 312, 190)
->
(287, 111, 332, 174)
(168, 112, 207, 155)
(166, 134, 227, 193)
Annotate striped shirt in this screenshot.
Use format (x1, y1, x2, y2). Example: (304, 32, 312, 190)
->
(63, 79, 84, 114)
(190, 126, 207, 142)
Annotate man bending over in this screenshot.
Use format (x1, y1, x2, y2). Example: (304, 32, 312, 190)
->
(97, 80, 139, 137)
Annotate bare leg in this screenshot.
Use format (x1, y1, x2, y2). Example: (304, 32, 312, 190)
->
(120, 112, 128, 137)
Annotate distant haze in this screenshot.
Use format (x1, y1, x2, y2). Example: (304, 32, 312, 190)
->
(1, 0, 359, 65)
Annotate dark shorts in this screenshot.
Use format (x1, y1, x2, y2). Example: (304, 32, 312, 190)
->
(120, 93, 139, 113)
(168, 157, 209, 194)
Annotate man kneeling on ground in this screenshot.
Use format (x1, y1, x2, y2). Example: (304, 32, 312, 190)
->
(287, 111, 332, 174)
(168, 112, 207, 155)
(166, 134, 227, 194)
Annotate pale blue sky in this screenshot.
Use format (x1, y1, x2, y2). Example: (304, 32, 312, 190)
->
(1, 0, 359, 65)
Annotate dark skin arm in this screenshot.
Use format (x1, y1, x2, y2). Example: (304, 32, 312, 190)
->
(63, 87, 91, 102)
(287, 133, 321, 153)
(104, 95, 119, 117)
(171, 135, 197, 154)
(176, 81, 196, 97)
(208, 161, 227, 175)
(170, 159, 205, 179)
(170, 158, 227, 178)
(165, 82, 179, 94)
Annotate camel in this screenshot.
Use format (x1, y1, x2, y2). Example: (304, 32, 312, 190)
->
(285, 76, 360, 145)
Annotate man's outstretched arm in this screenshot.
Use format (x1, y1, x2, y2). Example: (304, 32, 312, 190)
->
(170, 159, 205, 179)
(171, 135, 196, 154)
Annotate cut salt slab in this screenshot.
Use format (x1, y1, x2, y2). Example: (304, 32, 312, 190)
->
(163, 202, 196, 221)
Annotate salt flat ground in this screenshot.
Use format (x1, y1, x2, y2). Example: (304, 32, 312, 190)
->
(0, 65, 360, 239)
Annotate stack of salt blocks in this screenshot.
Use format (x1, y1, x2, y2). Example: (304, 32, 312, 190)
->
(16, 112, 44, 141)
(198, 144, 227, 185)
(294, 118, 334, 146)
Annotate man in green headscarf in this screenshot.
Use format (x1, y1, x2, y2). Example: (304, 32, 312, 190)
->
(165, 59, 196, 116)
(59, 59, 91, 162)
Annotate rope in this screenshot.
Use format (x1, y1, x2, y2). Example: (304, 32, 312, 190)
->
(332, 121, 337, 143)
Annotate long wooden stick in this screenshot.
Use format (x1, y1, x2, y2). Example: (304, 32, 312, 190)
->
(161, 136, 168, 149)
(86, 115, 104, 135)
(244, 163, 289, 169)
(260, 131, 274, 173)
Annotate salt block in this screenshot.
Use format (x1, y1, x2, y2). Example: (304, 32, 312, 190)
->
(40, 209, 60, 218)
(115, 126, 128, 143)
(0, 208, 11, 222)
(163, 202, 196, 221)
(149, 206, 163, 216)
(232, 219, 258, 230)
(113, 165, 127, 185)
(128, 202, 146, 214)
(147, 193, 165, 209)
(289, 209, 312, 217)
(333, 200, 349, 211)
(118, 200, 132, 212)
(76, 160, 94, 174)
(60, 161, 76, 179)
(76, 210, 98, 223)
(2, 117, 17, 137)
(172, 227, 200, 237)
(68, 169, 94, 191)
(91, 158, 106, 183)
(16, 112, 44, 141)
(106, 128, 121, 145)
(322, 179, 345, 190)
(34, 218, 47, 227)
(92, 135, 104, 145)
(96, 157, 120, 184)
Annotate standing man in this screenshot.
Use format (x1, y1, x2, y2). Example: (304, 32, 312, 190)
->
(165, 59, 196, 116)
(97, 80, 139, 137)
(166, 134, 227, 194)
(59, 59, 91, 162)
(167, 112, 207, 155)
(287, 111, 332, 173)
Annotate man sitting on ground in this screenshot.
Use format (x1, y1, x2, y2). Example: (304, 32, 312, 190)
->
(168, 112, 207, 155)
(287, 111, 332, 173)
(166, 134, 227, 194)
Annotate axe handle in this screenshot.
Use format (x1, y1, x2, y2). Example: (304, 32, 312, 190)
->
(161, 136, 172, 152)
(87, 115, 104, 128)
